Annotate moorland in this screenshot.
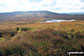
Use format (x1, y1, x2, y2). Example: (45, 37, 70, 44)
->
(0, 21, 84, 56)
(0, 11, 84, 56)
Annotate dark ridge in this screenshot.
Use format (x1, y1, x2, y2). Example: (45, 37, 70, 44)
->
(0, 11, 84, 23)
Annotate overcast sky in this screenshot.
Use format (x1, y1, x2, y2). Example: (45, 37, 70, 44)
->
(0, 0, 84, 13)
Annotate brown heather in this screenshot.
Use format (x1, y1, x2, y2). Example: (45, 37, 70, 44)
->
(0, 21, 84, 56)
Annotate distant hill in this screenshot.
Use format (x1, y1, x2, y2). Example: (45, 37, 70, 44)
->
(0, 11, 84, 23)
(64, 12, 84, 15)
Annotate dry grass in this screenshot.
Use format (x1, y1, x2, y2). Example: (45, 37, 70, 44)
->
(0, 21, 84, 56)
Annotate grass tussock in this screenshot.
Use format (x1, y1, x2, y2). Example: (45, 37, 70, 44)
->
(0, 21, 84, 56)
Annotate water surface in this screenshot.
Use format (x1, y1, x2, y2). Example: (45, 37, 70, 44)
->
(45, 19, 76, 23)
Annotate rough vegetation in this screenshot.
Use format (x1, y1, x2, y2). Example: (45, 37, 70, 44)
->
(0, 21, 84, 56)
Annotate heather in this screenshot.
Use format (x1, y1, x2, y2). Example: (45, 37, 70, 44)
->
(0, 21, 84, 56)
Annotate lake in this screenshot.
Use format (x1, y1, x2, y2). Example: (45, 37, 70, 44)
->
(45, 19, 76, 23)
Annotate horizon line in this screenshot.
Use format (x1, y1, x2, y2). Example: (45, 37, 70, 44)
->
(0, 10, 84, 14)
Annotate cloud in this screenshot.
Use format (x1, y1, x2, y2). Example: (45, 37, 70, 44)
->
(53, 0, 84, 13)
(0, 0, 84, 13)
(28, 0, 43, 2)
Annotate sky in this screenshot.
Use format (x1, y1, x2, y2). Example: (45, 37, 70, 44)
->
(0, 0, 84, 13)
